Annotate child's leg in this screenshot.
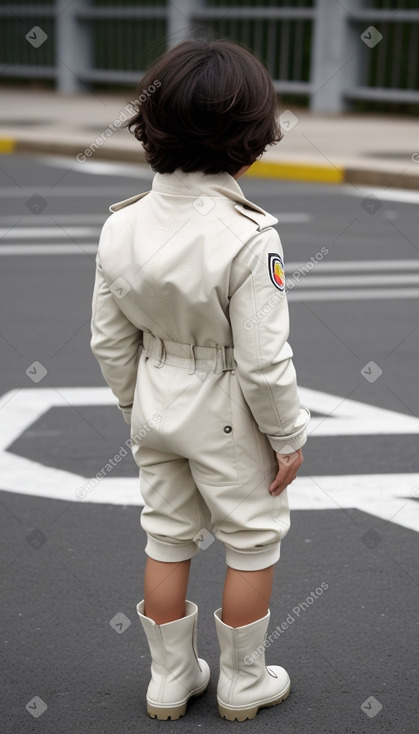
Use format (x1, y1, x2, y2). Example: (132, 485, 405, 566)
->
(222, 565, 274, 628)
(144, 557, 191, 624)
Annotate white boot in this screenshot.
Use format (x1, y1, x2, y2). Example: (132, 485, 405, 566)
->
(214, 607, 291, 721)
(137, 600, 210, 720)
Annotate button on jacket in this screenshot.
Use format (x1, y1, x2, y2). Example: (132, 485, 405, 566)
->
(90, 169, 310, 456)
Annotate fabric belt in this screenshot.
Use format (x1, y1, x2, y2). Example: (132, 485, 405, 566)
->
(142, 331, 237, 375)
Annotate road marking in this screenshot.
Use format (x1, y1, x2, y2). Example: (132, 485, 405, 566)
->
(293, 274, 419, 287)
(39, 155, 153, 179)
(37, 157, 419, 198)
(342, 185, 419, 205)
(245, 160, 344, 184)
(289, 473, 419, 534)
(0, 138, 15, 153)
(0, 387, 418, 533)
(298, 386, 419, 435)
(0, 223, 332, 242)
(0, 212, 417, 300)
(273, 213, 312, 223)
(0, 215, 107, 226)
(0, 226, 99, 239)
(286, 260, 419, 272)
(287, 288, 419, 301)
(0, 244, 97, 255)
(285, 261, 419, 299)
(0, 187, 137, 197)
(1, 245, 418, 296)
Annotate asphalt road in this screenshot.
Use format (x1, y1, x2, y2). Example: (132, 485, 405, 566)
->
(0, 154, 418, 734)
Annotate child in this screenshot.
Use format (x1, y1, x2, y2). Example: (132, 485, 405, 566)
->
(90, 38, 310, 722)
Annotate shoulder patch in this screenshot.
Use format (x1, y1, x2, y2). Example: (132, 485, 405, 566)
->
(268, 252, 285, 291)
(109, 190, 150, 213)
(234, 203, 278, 231)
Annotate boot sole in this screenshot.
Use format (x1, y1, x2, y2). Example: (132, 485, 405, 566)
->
(218, 681, 291, 722)
(147, 680, 210, 720)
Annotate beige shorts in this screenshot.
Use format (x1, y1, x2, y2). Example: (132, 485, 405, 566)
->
(130, 334, 291, 571)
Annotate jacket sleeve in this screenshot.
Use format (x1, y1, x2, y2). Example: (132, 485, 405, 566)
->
(90, 250, 143, 425)
(228, 226, 310, 454)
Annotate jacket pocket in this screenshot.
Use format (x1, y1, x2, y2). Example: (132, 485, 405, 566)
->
(187, 372, 240, 486)
(229, 371, 278, 486)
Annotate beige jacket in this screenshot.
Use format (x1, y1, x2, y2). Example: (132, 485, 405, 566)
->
(90, 169, 310, 454)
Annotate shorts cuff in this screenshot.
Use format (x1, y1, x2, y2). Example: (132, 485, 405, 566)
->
(145, 534, 201, 563)
(225, 542, 281, 571)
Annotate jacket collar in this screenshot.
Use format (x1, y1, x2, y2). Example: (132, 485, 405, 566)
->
(151, 169, 265, 212)
(109, 169, 278, 228)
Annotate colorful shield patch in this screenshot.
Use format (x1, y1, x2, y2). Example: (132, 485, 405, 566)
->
(268, 253, 285, 291)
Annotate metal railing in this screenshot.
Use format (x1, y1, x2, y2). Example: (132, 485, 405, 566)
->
(0, 0, 418, 112)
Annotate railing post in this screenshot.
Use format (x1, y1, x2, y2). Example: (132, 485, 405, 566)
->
(55, 0, 92, 92)
(167, 0, 204, 49)
(310, 0, 366, 113)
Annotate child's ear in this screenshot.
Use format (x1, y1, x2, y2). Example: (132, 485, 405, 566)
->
(233, 165, 252, 180)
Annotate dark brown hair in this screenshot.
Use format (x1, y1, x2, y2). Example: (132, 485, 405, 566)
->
(123, 39, 282, 175)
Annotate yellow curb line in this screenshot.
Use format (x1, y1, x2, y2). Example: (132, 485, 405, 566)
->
(246, 159, 345, 184)
(5, 138, 418, 189)
(0, 137, 344, 183)
(0, 137, 16, 153)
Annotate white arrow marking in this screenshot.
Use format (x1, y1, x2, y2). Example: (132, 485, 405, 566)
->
(298, 386, 419, 436)
(289, 473, 419, 534)
(0, 387, 418, 531)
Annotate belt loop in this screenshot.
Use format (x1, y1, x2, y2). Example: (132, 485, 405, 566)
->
(188, 343, 196, 375)
(217, 345, 227, 373)
(154, 335, 166, 368)
(227, 346, 236, 374)
(143, 331, 150, 357)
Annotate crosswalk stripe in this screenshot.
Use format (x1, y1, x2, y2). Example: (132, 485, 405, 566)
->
(286, 259, 419, 272)
(0, 186, 136, 197)
(342, 185, 419, 205)
(0, 239, 418, 300)
(291, 274, 419, 287)
(0, 244, 97, 255)
(273, 213, 312, 223)
(0, 215, 107, 226)
(0, 226, 99, 239)
(287, 288, 419, 300)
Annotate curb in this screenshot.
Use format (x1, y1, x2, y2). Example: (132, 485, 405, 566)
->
(343, 167, 419, 191)
(1, 137, 419, 191)
(0, 138, 15, 154)
(246, 159, 344, 184)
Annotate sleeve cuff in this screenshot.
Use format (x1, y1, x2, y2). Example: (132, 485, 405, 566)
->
(118, 405, 132, 425)
(267, 405, 311, 454)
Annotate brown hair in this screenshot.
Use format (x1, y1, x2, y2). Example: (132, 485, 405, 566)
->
(123, 39, 282, 175)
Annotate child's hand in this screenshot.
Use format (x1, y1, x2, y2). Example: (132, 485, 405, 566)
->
(269, 449, 304, 496)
